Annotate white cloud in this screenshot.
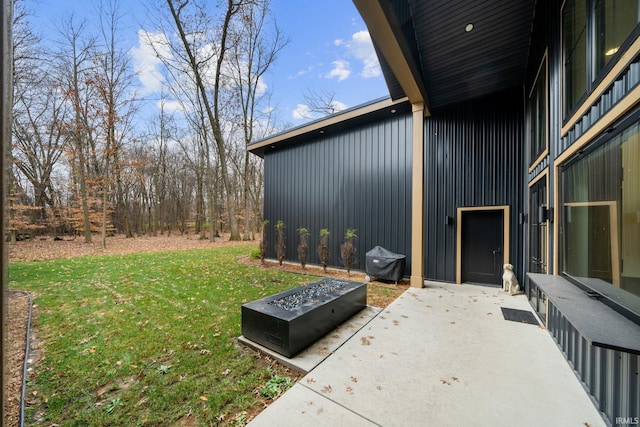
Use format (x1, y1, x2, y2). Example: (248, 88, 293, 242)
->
(330, 100, 348, 112)
(130, 30, 171, 95)
(326, 60, 351, 81)
(292, 104, 313, 120)
(157, 98, 186, 113)
(346, 30, 381, 78)
(323, 31, 380, 82)
(255, 77, 268, 98)
(291, 99, 348, 122)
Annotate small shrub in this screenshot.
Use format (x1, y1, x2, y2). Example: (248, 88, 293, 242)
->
(259, 220, 269, 264)
(250, 247, 261, 259)
(317, 228, 330, 273)
(275, 220, 286, 266)
(261, 369, 293, 400)
(297, 227, 309, 269)
(340, 228, 357, 276)
(104, 397, 122, 414)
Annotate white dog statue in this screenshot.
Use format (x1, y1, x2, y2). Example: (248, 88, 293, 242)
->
(502, 263, 523, 295)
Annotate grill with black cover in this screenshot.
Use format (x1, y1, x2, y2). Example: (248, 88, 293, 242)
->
(365, 246, 406, 283)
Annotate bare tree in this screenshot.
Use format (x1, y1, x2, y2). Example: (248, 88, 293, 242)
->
(165, 0, 244, 240)
(303, 89, 341, 116)
(228, 0, 287, 240)
(92, 0, 139, 247)
(12, 76, 68, 226)
(54, 17, 97, 243)
(148, 95, 176, 236)
(10, 0, 66, 237)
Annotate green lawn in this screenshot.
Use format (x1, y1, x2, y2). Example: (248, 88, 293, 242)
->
(9, 245, 309, 426)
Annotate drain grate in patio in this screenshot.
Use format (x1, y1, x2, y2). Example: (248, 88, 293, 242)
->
(500, 307, 540, 325)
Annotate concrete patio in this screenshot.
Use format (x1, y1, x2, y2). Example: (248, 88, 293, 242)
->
(247, 281, 605, 426)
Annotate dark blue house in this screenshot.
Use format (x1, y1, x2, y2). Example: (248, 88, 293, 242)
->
(249, 2, 640, 423)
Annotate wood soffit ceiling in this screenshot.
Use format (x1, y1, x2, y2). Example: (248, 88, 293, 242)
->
(361, 0, 537, 111)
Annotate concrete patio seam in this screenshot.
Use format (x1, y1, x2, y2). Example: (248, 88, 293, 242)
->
(297, 382, 383, 427)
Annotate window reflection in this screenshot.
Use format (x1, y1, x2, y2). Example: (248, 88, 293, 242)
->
(594, 0, 639, 75)
(563, 0, 587, 116)
(561, 120, 640, 297)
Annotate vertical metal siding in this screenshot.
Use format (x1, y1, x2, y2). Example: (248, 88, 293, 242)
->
(263, 113, 413, 275)
(423, 90, 525, 283)
(548, 300, 640, 425)
(527, 3, 640, 423)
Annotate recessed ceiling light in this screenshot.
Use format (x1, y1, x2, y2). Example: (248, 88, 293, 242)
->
(605, 47, 619, 56)
(465, 23, 474, 32)
(390, 109, 396, 114)
(319, 130, 325, 134)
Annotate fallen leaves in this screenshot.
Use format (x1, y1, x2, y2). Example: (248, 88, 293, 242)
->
(441, 376, 460, 386)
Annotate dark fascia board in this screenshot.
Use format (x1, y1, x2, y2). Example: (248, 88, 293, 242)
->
(352, 0, 430, 114)
(247, 97, 410, 157)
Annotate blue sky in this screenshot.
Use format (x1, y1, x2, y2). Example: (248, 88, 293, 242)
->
(26, 0, 389, 129)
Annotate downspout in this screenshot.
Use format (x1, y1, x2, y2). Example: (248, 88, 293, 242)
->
(410, 102, 425, 288)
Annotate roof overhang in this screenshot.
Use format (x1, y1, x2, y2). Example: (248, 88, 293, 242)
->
(353, 0, 430, 114)
(248, 97, 410, 157)
(354, 0, 536, 111)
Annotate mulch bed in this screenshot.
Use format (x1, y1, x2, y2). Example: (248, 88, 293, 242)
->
(4, 291, 32, 427)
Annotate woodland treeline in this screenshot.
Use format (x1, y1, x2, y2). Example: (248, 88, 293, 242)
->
(8, 0, 288, 246)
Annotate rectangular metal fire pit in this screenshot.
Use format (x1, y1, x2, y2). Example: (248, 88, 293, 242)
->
(241, 278, 366, 358)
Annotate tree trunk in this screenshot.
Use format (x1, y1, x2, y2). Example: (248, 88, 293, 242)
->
(243, 150, 251, 240)
(77, 137, 92, 243)
(167, 0, 241, 241)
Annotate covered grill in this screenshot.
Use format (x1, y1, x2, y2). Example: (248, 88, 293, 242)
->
(365, 246, 406, 283)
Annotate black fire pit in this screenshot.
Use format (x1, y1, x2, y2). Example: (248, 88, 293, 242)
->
(241, 278, 366, 358)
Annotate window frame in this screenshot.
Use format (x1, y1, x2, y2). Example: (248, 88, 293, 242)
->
(528, 52, 549, 170)
(561, 0, 640, 123)
(562, 0, 589, 119)
(557, 105, 640, 324)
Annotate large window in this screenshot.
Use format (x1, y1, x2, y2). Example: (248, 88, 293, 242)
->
(561, 118, 640, 299)
(529, 57, 548, 166)
(563, 0, 587, 117)
(594, 0, 639, 75)
(562, 0, 640, 117)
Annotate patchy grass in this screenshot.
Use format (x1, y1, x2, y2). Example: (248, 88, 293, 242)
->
(9, 245, 308, 426)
